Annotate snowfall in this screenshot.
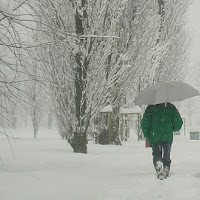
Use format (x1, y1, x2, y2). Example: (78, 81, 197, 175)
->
(1, 127, 200, 200)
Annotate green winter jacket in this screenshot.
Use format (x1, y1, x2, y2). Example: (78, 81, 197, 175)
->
(141, 103, 183, 147)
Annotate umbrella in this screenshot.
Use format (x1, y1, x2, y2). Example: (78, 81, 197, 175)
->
(134, 81, 200, 106)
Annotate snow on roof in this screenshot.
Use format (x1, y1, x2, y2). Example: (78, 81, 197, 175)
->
(120, 106, 142, 114)
(100, 105, 113, 113)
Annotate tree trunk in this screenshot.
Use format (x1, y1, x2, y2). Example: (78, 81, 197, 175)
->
(111, 105, 121, 145)
(71, 0, 88, 153)
(33, 110, 38, 138)
(156, 0, 165, 45)
(152, 0, 165, 83)
(71, 131, 87, 153)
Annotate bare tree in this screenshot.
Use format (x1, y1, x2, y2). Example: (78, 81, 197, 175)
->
(28, 0, 134, 152)
(0, 0, 30, 136)
(25, 54, 44, 138)
(152, 0, 191, 83)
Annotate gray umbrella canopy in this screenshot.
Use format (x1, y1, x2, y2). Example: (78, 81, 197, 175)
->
(134, 81, 200, 106)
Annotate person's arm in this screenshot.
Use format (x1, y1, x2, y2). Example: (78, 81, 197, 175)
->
(141, 106, 151, 138)
(171, 105, 183, 132)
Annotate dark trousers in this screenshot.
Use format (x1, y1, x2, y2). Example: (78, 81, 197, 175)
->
(152, 142, 172, 168)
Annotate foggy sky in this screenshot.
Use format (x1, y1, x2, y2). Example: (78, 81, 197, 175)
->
(187, 0, 200, 63)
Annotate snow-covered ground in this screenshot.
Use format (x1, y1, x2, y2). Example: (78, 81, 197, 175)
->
(1, 128, 200, 200)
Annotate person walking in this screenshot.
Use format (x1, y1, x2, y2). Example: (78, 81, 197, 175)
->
(141, 102, 183, 180)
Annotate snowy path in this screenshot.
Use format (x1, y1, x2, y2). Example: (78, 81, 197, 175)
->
(0, 131, 200, 200)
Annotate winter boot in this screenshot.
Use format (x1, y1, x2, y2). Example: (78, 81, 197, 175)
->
(163, 166, 170, 178)
(155, 161, 165, 180)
